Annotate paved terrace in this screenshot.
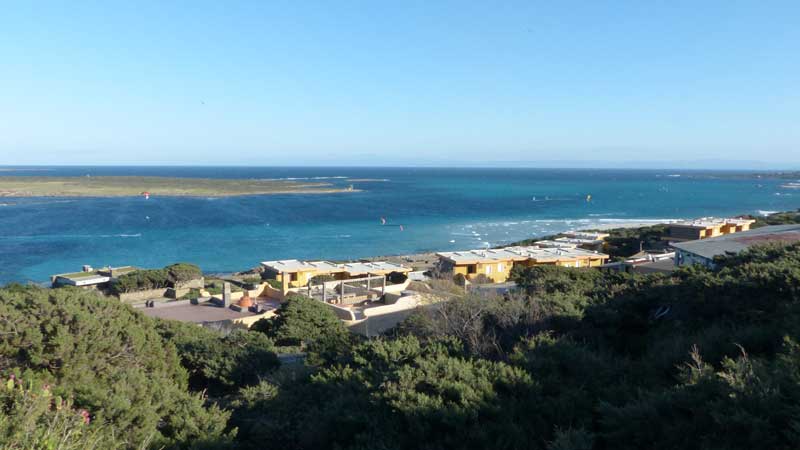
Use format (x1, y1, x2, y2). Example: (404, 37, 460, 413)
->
(141, 298, 281, 324)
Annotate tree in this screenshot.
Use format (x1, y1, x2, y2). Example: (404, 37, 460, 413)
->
(0, 375, 123, 450)
(0, 285, 232, 449)
(253, 295, 350, 351)
(156, 321, 280, 396)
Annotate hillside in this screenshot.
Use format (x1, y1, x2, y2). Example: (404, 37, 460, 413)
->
(3, 242, 800, 449)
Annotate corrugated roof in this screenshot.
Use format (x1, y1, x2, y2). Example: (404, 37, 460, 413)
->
(670, 217, 755, 229)
(672, 224, 800, 260)
(437, 246, 608, 264)
(341, 261, 411, 274)
(260, 259, 343, 273)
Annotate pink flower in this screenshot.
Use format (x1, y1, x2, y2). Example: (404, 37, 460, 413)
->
(79, 409, 91, 424)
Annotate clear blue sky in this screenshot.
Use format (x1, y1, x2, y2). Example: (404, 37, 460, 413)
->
(1, 1, 799, 168)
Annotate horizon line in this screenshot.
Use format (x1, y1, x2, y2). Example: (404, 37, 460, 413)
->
(1, 163, 799, 171)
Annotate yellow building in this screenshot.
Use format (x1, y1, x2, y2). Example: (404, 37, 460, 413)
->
(261, 260, 345, 290)
(261, 259, 413, 293)
(340, 261, 412, 278)
(436, 246, 609, 283)
(665, 218, 755, 242)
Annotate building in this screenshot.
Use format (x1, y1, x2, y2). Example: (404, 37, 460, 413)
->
(436, 246, 609, 283)
(601, 251, 676, 274)
(672, 224, 800, 268)
(51, 265, 138, 288)
(560, 231, 610, 244)
(533, 240, 578, 249)
(340, 261, 412, 278)
(261, 259, 412, 292)
(140, 296, 281, 329)
(260, 260, 345, 289)
(664, 217, 755, 242)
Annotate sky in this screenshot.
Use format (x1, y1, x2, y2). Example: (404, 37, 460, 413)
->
(1, 1, 799, 168)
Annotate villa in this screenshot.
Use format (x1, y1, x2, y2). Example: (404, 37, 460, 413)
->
(260, 259, 412, 294)
(51, 265, 138, 288)
(673, 224, 800, 268)
(437, 246, 609, 282)
(260, 260, 345, 289)
(664, 217, 755, 242)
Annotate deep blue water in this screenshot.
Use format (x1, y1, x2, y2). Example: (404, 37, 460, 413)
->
(0, 166, 797, 284)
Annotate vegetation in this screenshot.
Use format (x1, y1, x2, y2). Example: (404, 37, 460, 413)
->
(0, 375, 122, 449)
(0, 176, 356, 197)
(0, 285, 233, 448)
(750, 209, 800, 227)
(109, 263, 202, 295)
(251, 295, 350, 352)
(264, 278, 283, 289)
(156, 321, 280, 396)
(5, 240, 800, 449)
(309, 274, 337, 285)
(205, 278, 243, 295)
(600, 223, 670, 258)
(510, 224, 670, 259)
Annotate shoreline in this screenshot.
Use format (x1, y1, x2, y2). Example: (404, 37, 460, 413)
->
(0, 175, 360, 198)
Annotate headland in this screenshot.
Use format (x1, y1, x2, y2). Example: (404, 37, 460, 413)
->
(0, 176, 358, 197)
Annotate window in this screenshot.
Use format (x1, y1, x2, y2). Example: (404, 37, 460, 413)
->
(290, 273, 298, 281)
(467, 265, 477, 274)
(498, 263, 505, 272)
(485, 265, 492, 275)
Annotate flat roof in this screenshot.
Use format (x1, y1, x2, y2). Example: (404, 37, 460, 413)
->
(670, 217, 755, 229)
(534, 240, 578, 248)
(342, 261, 411, 274)
(562, 231, 610, 240)
(141, 299, 280, 323)
(54, 265, 138, 280)
(261, 259, 343, 273)
(437, 246, 608, 264)
(672, 224, 800, 260)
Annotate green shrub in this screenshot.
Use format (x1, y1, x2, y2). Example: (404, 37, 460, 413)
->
(309, 274, 337, 285)
(165, 262, 202, 283)
(470, 273, 494, 284)
(0, 285, 232, 448)
(0, 375, 123, 449)
(205, 279, 242, 295)
(265, 278, 283, 289)
(156, 321, 280, 396)
(109, 263, 202, 295)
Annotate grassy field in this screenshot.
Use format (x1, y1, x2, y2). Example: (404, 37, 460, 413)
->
(0, 176, 357, 197)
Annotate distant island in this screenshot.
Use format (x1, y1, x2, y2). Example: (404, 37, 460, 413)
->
(0, 176, 358, 197)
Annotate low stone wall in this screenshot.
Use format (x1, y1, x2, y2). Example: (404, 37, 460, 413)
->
(325, 303, 357, 321)
(362, 295, 419, 318)
(381, 279, 411, 294)
(263, 283, 290, 301)
(118, 288, 168, 303)
(118, 277, 204, 303)
(175, 278, 204, 290)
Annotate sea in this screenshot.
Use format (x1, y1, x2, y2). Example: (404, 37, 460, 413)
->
(0, 166, 797, 284)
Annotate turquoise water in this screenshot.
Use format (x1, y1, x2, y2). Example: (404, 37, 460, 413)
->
(0, 167, 797, 284)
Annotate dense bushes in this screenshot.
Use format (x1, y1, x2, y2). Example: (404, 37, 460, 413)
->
(156, 320, 280, 396)
(309, 274, 337, 285)
(110, 263, 203, 294)
(6, 242, 800, 449)
(0, 375, 122, 449)
(0, 285, 231, 448)
(228, 242, 800, 450)
(251, 294, 350, 361)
